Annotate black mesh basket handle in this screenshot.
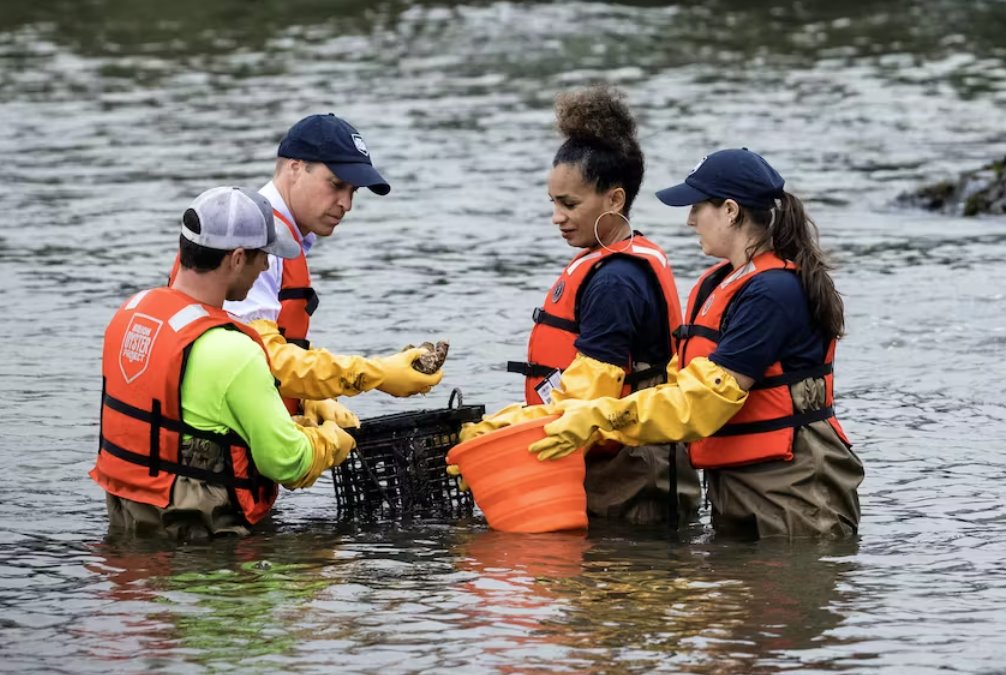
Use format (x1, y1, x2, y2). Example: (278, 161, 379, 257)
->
(448, 387, 463, 409)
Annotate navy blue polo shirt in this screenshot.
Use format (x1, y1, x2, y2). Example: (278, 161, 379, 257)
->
(573, 256, 671, 368)
(709, 270, 826, 380)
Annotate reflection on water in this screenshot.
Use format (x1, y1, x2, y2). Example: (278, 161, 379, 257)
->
(452, 525, 860, 673)
(2, 0, 1006, 672)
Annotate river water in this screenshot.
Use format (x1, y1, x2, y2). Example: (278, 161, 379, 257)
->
(2, 0, 1005, 672)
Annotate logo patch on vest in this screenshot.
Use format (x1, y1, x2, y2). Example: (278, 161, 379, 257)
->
(551, 279, 565, 303)
(700, 294, 715, 316)
(120, 313, 163, 384)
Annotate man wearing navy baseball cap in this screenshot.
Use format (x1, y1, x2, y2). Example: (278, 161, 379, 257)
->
(222, 113, 445, 423)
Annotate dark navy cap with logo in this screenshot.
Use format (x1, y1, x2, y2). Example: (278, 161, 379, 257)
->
(278, 113, 391, 195)
(655, 148, 785, 210)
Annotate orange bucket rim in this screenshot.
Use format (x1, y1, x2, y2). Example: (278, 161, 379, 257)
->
(447, 414, 559, 464)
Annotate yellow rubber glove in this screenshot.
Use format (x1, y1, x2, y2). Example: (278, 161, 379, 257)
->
(663, 354, 680, 388)
(528, 357, 749, 460)
(549, 352, 626, 403)
(446, 464, 468, 492)
(250, 319, 443, 400)
(284, 420, 356, 490)
(302, 398, 360, 429)
(448, 352, 626, 484)
(458, 402, 553, 443)
(457, 353, 624, 445)
(447, 402, 553, 491)
(368, 349, 445, 397)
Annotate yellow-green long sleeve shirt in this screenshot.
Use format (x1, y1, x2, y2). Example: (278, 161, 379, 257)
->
(179, 327, 312, 485)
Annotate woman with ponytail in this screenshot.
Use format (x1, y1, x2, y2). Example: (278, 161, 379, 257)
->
(450, 85, 699, 526)
(530, 148, 864, 539)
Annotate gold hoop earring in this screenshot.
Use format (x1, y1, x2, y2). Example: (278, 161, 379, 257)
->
(593, 211, 634, 253)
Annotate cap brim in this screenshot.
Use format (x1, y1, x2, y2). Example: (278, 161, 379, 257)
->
(655, 182, 710, 207)
(327, 162, 391, 196)
(263, 223, 301, 260)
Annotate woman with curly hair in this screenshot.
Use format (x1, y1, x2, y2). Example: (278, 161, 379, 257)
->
(453, 85, 698, 526)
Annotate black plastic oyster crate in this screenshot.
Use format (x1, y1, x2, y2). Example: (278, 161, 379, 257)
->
(331, 389, 483, 521)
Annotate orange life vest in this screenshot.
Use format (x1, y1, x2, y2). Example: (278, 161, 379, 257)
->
(271, 210, 317, 415)
(90, 287, 278, 525)
(273, 210, 318, 350)
(507, 234, 683, 405)
(677, 252, 850, 469)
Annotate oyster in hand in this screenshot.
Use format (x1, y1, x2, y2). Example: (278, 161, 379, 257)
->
(407, 340, 450, 374)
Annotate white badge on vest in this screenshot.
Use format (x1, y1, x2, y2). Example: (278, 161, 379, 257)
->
(534, 369, 563, 405)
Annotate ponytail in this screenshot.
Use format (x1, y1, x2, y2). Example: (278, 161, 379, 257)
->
(739, 192, 845, 340)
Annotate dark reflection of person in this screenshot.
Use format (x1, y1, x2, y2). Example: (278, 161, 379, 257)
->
(543, 532, 861, 673)
(450, 526, 858, 672)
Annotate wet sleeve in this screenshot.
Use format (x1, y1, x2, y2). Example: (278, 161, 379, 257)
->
(184, 329, 313, 484)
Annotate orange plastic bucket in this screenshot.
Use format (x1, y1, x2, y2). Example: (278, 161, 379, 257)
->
(446, 415, 587, 533)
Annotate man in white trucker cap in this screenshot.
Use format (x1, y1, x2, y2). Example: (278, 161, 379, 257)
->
(91, 187, 356, 540)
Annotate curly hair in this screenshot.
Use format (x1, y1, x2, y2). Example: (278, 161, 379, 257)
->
(553, 84, 644, 215)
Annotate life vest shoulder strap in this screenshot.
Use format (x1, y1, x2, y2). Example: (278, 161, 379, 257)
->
(750, 362, 833, 390)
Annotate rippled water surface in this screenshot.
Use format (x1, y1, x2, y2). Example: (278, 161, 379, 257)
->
(2, 1, 1006, 672)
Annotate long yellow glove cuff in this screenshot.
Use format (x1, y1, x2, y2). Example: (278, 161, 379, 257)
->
(250, 320, 443, 400)
(285, 420, 356, 490)
(549, 352, 626, 403)
(449, 401, 555, 491)
(458, 401, 553, 444)
(663, 354, 680, 387)
(528, 357, 748, 460)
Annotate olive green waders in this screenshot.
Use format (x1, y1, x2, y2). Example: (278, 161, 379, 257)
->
(706, 376, 864, 539)
(583, 362, 702, 526)
(104, 437, 254, 541)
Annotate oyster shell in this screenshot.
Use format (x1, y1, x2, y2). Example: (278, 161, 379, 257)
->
(407, 340, 450, 374)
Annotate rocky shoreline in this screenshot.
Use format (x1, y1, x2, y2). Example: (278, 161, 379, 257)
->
(899, 157, 1006, 216)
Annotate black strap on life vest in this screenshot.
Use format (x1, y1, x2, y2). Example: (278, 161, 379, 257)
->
(149, 399, 162, 477)
(751, 362, 833, 390)
(103, 394, 245, 448)
(97, 377, 107, 458)
(276, 324, 310, 350)
(624, 363, 667, 387)
(712, 406, 835, 437)
(532, 307, 579, 333)
(506, 361, 557, 378)
(672, 324, 721, 343)
(99, 437, 257, 490)
(507, 361, 668, 388)
(100, 392, 260, 493)
(278, 286, 319, 317)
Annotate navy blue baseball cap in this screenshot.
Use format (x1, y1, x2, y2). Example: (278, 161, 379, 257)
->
(277, 113, 391, 195)
(655, 148, 785, 210)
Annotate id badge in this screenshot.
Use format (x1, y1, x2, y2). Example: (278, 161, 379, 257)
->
(534, 369, 563, 405)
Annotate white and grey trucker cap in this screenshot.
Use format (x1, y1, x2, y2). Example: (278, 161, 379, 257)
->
(181, 186, 300, 260)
